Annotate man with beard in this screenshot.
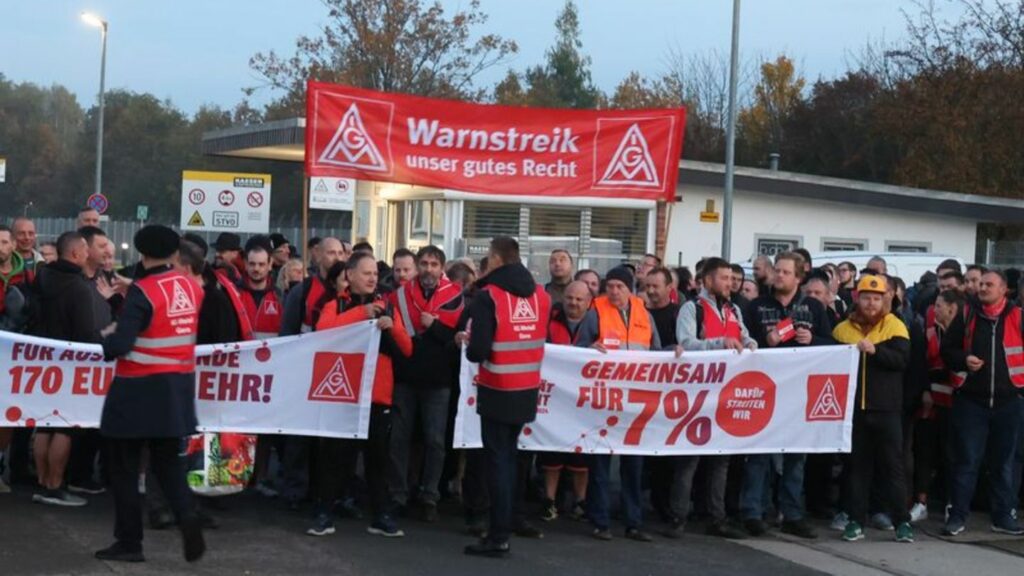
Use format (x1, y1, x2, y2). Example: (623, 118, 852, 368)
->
(388, 246, 464, 521)
(752, 254, 773, 296)
(545, 249, 574, 305)
(742, 253, 831, 540)
(833, 275, 914, 543)
(238, 239, 283, 340)
(212, 233, 244, 281)
(964, 265, 985, 298)
(380, 248, 415, 294)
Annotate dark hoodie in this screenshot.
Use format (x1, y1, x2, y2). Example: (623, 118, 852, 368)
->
(466, 262, 541, 425)
(30, 259, 101, 343)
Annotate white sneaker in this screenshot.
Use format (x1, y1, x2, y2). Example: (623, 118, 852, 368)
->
(909, 502, 928, 523)
(945, 503, 952, 523)
(830, 511, 850, 531)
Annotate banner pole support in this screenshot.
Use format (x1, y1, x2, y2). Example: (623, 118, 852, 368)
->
(301, 176, 310, 271)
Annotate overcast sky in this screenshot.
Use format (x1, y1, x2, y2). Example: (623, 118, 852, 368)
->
(2, 0, 966, 114)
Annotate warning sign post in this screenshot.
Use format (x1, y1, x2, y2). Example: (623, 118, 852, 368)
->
(180, 170, 272, 234)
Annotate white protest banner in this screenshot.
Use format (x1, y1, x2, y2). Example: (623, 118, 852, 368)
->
(455, 344, 860, 455)
(0, 322, 380, 439)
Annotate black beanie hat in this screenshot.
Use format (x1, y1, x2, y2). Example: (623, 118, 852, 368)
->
(605, 266, 634, 292)
(134, 225, 180, 259)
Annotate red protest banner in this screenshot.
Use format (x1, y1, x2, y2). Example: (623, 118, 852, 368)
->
(305, 81, 686, 201)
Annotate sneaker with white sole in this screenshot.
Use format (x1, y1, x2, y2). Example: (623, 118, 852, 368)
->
(909, 502, 928, 523)
(830, 511, 849, 531)
(991, 519, 1024, 536)
(870, 512, 894, 531)
(33, 488, 86, 507)
(943, 517, 966, 536)
(842, 521, 865, 542)
(367, 514, 404, 537)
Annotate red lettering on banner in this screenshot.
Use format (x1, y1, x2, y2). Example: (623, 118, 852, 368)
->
(11, 343, 55, 362)
(715, 371, 776, 437)
(72, 366, 113, 396)
(576, 381, 624, 412)
(8, 365, 63, 394)
(579, 360, 726, 385)
(196, 351, 240, 368)
(306, 82, 685, 201)
(58, 350, 104, 362)
(806, 375, 849, 421)
(197, 371, 273, 403)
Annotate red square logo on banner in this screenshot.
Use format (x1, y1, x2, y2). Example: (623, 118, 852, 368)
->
(312, 92, 395, 176)
(805, 375, 849, 421)
(308, 353, 364, 403)
(592, 116, 678, 191)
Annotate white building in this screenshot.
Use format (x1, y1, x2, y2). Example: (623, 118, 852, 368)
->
(202, 120, 1024, 280)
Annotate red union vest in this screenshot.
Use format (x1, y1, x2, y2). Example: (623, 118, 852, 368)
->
(699, 298, 742, 340)
(950, 304, 1024, 389)
(477, 285, 550, 392)
(115, 270, 203, 378)
(924, 305, 954, 407)
(240, 287, 283, 340)
(213, 269, 254, 342)
(302, 276, 327, 333)
(547, 311, 577, 345)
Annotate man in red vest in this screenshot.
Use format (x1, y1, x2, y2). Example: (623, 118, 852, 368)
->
(96, 225, 205, 564)
(941, 269, 1024, 536)
(239, 239, 283, 340)
(463, 236, 549, 558)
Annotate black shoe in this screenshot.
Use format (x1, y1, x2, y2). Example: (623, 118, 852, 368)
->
(781, 519, 818, 539)
(514, 522, 544, 539)
(708, 521, 748, 540)
(180, 516, 206, 563)
(464, 539, 510, 558)
(592, 528, 613, 541)
(68, 479, 106, 495)
(744, 518, 768, 537)
(333, 496, 364, 520)
(95, 542, 144, 563)
(419, 501, 439, 523)
(149, 508, 175, 530)
(625, 527, 653, 542)
(662, 522, 686, 539)
(197, 508, 220, 530)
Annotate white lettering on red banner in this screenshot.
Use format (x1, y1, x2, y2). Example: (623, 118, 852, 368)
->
(306, 82, 686, 201)
(0, 323, 381, 439)
(455, 345, 860, 455)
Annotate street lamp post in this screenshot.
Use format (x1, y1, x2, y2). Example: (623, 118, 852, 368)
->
(81, 12, 108, 199)
(721, 0, 741, 261)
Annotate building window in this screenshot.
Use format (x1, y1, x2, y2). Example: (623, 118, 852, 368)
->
(463, 202, 520, 239)
(821, 238, 867, 252)
(755, 235, 802, 257)
(885, 241, 931, 253)
(590, 207, 648, 274)
(527, 205, 582, 282)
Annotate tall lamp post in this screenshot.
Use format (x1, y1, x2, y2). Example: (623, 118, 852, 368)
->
(81, 12, 108, 199)
(721, 0, 740, 261)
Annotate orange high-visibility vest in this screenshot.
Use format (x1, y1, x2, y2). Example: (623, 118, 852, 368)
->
(593, 295, 653, 350)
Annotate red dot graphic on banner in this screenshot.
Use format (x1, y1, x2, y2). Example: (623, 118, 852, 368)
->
(25, 418, 36, 428)
(6, 406, 22, 422)
(715, 371, 776, 437)
(574, 446, 583, 453)
(606, 415, 619, 427)
(255, 346, 271, 362)
(467, 396, 476, 407)
(599, 429, 608, 437)
(523, 426, 532, 436)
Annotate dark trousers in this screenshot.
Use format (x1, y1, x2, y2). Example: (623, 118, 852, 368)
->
(913, 406, 951, 499)
(671, 455, 729, 523)
(587, 455, 644, 530)
(480, 417, 523, 544)
(69, 429, 104, 486)
(388, 384, 451, 505)
(314, 405, 392, 519)
(106, 437, 194, 550)
(281, 435, 313, 503)
(843, 410, 910, 525)
(949, 395, 1021, 524)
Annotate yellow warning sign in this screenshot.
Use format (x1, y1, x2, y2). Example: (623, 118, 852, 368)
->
(187, 210, 205, 227)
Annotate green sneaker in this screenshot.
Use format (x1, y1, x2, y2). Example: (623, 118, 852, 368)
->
(842, 521, 864, 542)
(895, 522, 914, 543)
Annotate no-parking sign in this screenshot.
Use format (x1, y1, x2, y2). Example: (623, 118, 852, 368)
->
(180, 170, 271, 233)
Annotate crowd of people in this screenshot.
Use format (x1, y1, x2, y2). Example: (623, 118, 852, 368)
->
(2, 205, 1024, 562)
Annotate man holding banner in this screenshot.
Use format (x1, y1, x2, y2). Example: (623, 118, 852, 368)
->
(463, 237, 550, 558)
(95, 225, 205, 564)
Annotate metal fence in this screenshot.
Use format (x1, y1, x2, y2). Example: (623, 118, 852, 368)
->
(2, 216, 352, 264)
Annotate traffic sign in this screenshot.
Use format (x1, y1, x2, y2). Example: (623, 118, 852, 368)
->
(136, 205, 149, 221)
(87, 193, 109, 215)
(180, 170, 271, 233)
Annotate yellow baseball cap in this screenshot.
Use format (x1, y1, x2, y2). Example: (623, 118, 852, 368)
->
(856, 275, 887, 294)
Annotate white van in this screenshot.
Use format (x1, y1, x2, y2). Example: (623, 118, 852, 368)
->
(742, 252, 966, 283)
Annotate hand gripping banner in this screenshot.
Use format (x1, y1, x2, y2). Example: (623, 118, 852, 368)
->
(455, 344, 860, 455)
(305, 81, 686, 201)
(0, 322, 381, 439)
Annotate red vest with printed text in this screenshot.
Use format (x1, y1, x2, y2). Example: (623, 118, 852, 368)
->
(477, 285, 550, 392)
(115, 270, 203, 378)
(240, 287, 283, 340)
(700, 298, 742, 340)
(951, 304, 1024, 389)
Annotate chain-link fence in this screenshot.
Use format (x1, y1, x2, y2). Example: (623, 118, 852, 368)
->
(2, 215, 352, 264)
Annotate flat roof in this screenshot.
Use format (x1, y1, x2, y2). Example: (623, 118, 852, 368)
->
(201, 118, 1024, 222)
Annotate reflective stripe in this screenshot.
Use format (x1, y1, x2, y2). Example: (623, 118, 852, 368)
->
(931, 384, 954, 395)
(396, 287, 416, 335)
(134, 334, 196, 348)
(1009, 366, 1024, 376)
(481, 361, 543, 374)
(625, 343, 650, 351)
(491, 339, 546, 351)
(253, 332, 278, 340)
(124, 351, 192, 366)
(1007, 346, 1024, 355)
(300, 324, 313, 334)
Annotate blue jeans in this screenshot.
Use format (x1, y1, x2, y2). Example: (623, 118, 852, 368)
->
(949, 395, 1022, 524)
(480, 417, 522, 544)
(740, 453, 807, 522)
(587, 455, 643, 531)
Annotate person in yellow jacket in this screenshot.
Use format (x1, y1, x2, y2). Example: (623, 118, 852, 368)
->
(832, 274, 913, 544)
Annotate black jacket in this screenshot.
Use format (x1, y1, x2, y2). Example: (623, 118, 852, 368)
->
(394, 280, 461, 389)
(30, 259, 102, 343)
(466, 263, 541, 425)
(198, 268, 241, 345)
(745, 292, 834, 349)
(833, 314, 911, 412)
(100, 265, 198, 438)
(942, 302, 1022, 408)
